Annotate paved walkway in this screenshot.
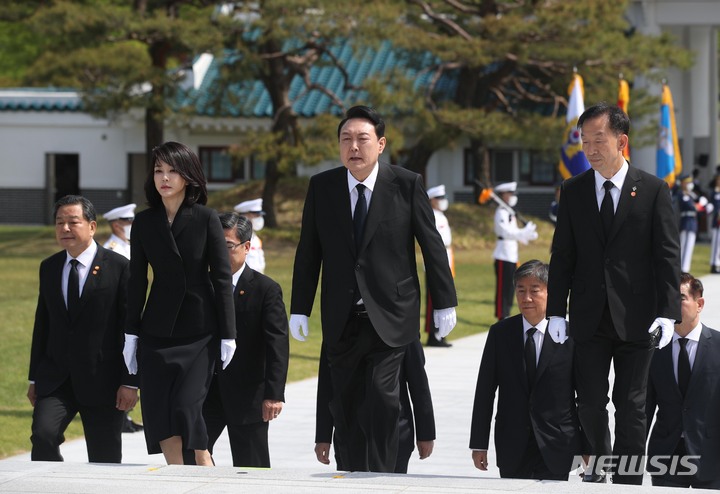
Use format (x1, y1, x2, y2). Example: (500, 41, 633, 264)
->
(4, 273, 720, 492)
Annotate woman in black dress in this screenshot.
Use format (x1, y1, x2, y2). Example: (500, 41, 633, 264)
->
(123, 141, 236, 465)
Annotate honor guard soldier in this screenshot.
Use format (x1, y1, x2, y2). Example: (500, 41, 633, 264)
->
(425, 185, 454, 347)
(234, 198, 266, 273)
(492, 182, 537, 320)
(102, 203, 135, 260)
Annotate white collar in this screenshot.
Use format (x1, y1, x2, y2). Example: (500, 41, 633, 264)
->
(522, 316, 548, 334)
(347, 162, 379, 194)
(674, 322, 702, 344)
(66, 241, 97, 267)
(594, 159, 629, 193)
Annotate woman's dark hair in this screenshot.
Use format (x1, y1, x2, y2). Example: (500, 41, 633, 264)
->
(144, 141, 208, 208)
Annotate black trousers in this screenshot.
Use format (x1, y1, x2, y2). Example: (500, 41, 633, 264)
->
(31, 379, 124, 463)
(326, 314, 405, 473)
(182, 377, 271, 467)
(574, 304, 654, 485)
(500, 431, 568, 480)
(651, 438, 720, 489)
(494, 259, 516, 320)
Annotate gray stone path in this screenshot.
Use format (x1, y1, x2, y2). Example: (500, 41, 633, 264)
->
(4, 273, 720, 492)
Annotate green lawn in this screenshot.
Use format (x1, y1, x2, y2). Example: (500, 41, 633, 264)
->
(1, 214, 711, 459)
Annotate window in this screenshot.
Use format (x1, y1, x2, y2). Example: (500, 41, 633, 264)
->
(463, 148, 477, 185)
(250, 154, 266, 180)
(199, 147, 243, 182)
(491, 150, 514, 184)
(520, 150, 558, 185)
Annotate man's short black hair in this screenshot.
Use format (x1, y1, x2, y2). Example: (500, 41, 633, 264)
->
(53, 195, 96, 222)
(218, 212, 253, 243)
(578, 102, 630, 136)
(514, 259, 549, 286)
(337, 105, 385, 140)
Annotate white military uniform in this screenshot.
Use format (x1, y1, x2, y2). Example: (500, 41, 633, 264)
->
(103, 234, 131, 260)
(493, 207, 522, 263)
(247, 233, 266, 274)
(234, 198, 266, 274)
(433, 209, 453, 268)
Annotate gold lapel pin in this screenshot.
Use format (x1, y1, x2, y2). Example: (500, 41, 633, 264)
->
(239, 290, 245, 295)
(92, 265, 100, 275)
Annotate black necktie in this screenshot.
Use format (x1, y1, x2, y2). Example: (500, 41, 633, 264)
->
(67, 259, 80, 317)
(601, 180, 615, 237)
(354, 184, 367, 251)
(678, 338, 691, 397)
(525, 327, 537, 389)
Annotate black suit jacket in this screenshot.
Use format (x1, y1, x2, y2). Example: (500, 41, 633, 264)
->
(646, 325, 720, 481)
(315, 339, 435, 443)
(29, 243, 136, 406)
(215, 266, 289, 425)
(469, 315, 582, 474)
(548, 167, 681, 341)
(127, 203, 235, 339)
(291, 163, 457, 347)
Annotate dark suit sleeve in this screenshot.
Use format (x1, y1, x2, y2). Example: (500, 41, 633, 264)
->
(411, 174, 457, 309)
(651, 183, 682, 321)
(261, 279, 289, 401)
(404, 340, 435, 441)
(206, 210, 236, 339)
(114, 256, 137, 387)
(28, 262, 50, 382)
(127, 217, 149, 336)
(469, 326, 499, 450)
(315, 345, 334, 443)
(291, 177, 322, 316)
(547, 181, 575, 317)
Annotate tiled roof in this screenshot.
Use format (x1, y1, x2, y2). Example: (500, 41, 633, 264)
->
(0, 41, 456, 117)
(0, 88, 83, 112)
(180, 40, 456, 117)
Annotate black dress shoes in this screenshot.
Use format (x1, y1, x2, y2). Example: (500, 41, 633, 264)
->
(426, 336, 452, 347)
(582, 471, 607, 483)
(122, 415, 144, 433)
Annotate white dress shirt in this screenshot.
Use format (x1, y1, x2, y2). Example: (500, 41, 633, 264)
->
(672, 324, 702, 382)
(522, 316, 548, 366)
(594, 160, 629, 213)
(62, 242, 98, 308)
(347, 162, 379, 215)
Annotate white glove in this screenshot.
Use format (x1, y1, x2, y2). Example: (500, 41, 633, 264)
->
(705, 202, 714, 214)
(433, 307, 457, 338)
(220, 339, 237, 370)
(547, 316, 568, 344)
(648, 317, 674, 349)
(122, 333, 138, 375)
(289, 314, 309, 342)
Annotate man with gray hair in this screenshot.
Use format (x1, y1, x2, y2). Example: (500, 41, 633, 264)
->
(470, 260, 582, 479)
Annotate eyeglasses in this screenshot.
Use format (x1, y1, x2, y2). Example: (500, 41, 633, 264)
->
(226, 241, 249, 251)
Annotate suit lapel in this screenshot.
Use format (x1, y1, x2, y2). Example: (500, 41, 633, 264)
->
(657, 343, 681, 398)
(234, 266, 254, 311)
(608, 166, 641, 243)
(327, 168, 356, 255)
(75, 244, 102, 317)
(686, 325, 712, 400)
(49, 253, 72, 323)
(535, 328, 556, 383)
(154, 206, 181, 257)
(578, 171, 604, 243)
(508, 318, 530, 394)
(360, 163, 398, 254)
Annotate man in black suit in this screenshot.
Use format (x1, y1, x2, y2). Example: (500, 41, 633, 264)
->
(315, 339, 436, 473)
(183, 213, 289, 467)
(547, 103, 681, 484)
(289, 105, 457, 472)
(646, 273, 720, 489)
(470, 260, 582, 480)
(27, 195, 138, 463)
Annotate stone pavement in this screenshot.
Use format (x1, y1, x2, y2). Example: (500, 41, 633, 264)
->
(3, 273, 720, 492)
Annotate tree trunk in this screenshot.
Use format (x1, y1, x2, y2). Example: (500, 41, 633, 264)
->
(402, 137, 438, 179)
(262, 158, 280, 228)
